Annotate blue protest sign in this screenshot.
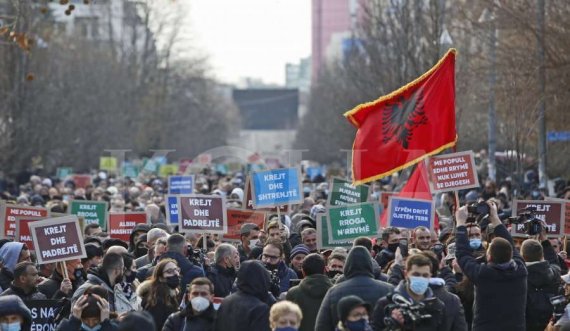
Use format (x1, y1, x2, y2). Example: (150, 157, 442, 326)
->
(168, 175, 194, 195)
(387, 197, 434, 230)
(251, 168, 303, 208)
(166, 195, 179, 225)
(306, 166, 325, 180)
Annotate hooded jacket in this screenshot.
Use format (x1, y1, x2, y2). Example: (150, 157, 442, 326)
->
(525, 260, 562, 331)
(456, 224, 527, 331)
(71, 266, 116, 312)
(315, 246, 393, 331)
(214, 260, 273, 331)
(38, 269, 85, 300)
(0, 242, 24, 290)
(286, 274, 333, 331)
(429, 278, 468, 331)
(55, 315, 118, 331)
(163, 303, 216, 331)
(128, 224, 150, 253)
(0, 294, 32, 331)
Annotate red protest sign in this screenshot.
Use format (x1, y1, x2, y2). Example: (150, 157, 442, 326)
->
(29, 216, 86, 264)
(511, 200, 564, 237)
(545, 197, 570, 235)
(14, 217, 44, 250)
(380, 192, 396, 210)
(426, 151, 479, 193)
(0, 202, 48, 238)
(108, 212, 148, 242)
(178, 194, 227, 233)
(178, 159, 193, 174)
(73, 174, 92, 189)
(243, 177, 290, 213)
(223, 209, 266, 241)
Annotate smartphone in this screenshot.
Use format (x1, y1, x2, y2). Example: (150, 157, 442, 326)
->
(399, 239, 409, 258)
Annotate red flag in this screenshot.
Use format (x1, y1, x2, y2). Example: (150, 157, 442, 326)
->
(380, 162, 439, 229)
(345, 49, 457, 185)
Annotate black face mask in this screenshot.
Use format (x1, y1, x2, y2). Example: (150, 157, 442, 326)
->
(125, 272, 137, 284)
(387, 243, 399, 253)
(265, 263, 278, 272)
(135, 247, 148, 258)
(327, 270, 342, 279)
(166, 275, 180, 289)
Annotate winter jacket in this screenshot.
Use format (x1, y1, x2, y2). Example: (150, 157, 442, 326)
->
(286, 274, 333, 331)
(38, 270, 84, 300)
(375, 248, 395, 270)
(429, 278, 468, 331)
(315, 246, 393, 331)
(159, 251, 205, 291)
(206, 264, 237, 297)
(0, 284, 47, 301)
(55, 316, 118, 331)
(270, 260, 297, 293)
(114, 282, 141, 314)
(0, 294, 32, 331)
(372, 280, 446, 331)
(525, 259, 562, 331)
(456, 223, 527, 331)
(71, 267, 117, 312)
(0, 242, 24, 290)
(138, 280, 179, 331)
(163, 304, 216, 331)
(136, 254, 152, 269)
(128, 224, 150, 252)
(214, 260, 273, 331)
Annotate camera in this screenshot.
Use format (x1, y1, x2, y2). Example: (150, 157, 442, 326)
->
(187, 245, 207, 266)
(550, 294, 567, 322)
(507, 207, 542, 236)
(466, 201, 490, 224)
(384, 293, 434, 330)
(267, 268, 281, 297)
(431, 243, 444, 260)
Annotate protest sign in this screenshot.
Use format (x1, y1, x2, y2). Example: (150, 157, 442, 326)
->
(198, 153, 212, 165)
(56, 167, 73, 179)
(243, 177, 290, 213)
(25, 300, 59, 331)
(69, 200, 108, 229)
(108, 212, 148, 242)
(426, 151, 479, 193)
(380, 192, 396, 210)
(166, 195, 179, 225)
(316, 214, 352, 250)
(265, 158, 281, 169)
(72, 174, 92, 189)
(160, 164, 179, 177)
(250, 168, 303, 208)
(14, 216, 45, 250)
(177, 194, 227, 233)
(0, 202, 48, 238)
(99, 156, 118, 172)
(328, 177, 370, 206)
(387, 197, 435, 230)
(178, 158, 193, 174)
(306, 166, 325, 181)
(29, 215, 86, 264)
(545, 197, 570, 235)
(511, 199, 564, 237)
(223, 209, 266, 241)
(168, 175, 194, 195)
(326, 202, 379, 242)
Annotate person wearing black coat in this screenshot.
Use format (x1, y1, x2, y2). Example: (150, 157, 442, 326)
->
(214, 260, 274, 331)
(206, 244, 238, 298)
(38, 259, 85, 299)
(163, 278, 217, 331)
(455, 203, 528, 331)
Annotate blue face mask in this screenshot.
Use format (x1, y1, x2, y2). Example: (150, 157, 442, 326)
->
(469, 238, 482, 250)
(409, 276, 429, 295)
(0, 322, 21, 331)
(344, 318, 369, 331)
(275, 327, 298, 331)
(81, 323, 102, 331)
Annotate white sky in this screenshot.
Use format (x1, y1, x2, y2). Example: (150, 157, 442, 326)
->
(185, 0, 311, 85)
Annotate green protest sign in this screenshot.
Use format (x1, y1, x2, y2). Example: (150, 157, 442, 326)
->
(327, 202, 379, 242)
(317, 214, 352, 250)
(69, 201, 108, 229)
(56, 167, 73, 179)
(328, 177, 370, 206)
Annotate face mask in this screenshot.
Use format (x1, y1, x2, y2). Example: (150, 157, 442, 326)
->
(327, 270, 342, 279)
(125, 272, 137, 284)
(166, 275, 180, 289)
(249, 239, 260, 247)
(470, 239, 482, 250)
(135, 247, 148, 258)
(190, 296, 210, 312)
(74, 268, 85, 281)
(275, 327, 298, 331)
(408, 276, 429, 296)
(344, 318, 369, 331)
(0, 322, 21, 331)
(81, 324, 102, 331)
(387, 243, 399, 253)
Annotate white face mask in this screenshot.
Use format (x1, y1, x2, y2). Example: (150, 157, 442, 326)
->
(190, 296, 210, 312)
(249, 239, 260, 248)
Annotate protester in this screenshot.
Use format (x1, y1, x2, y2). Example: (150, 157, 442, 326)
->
(237, 223, 260, 262)
(289, 244, 310, 279)
(326, 253, 346, 281)
(206, 243, 239, 298)
(412, 226, 432, 251)
(56, 285, 117, 331)
(375, 227, 401, 270)
(261, 239, 297, 293)
(84, 224, 103, 237)
(0, 295, 32, 331)
(0, 262, 47, 300)
(114, 253, 141, 314)
(0, 242, 32, 290)
(301, 228, 318, 253)
(135, 228, 168, 268)
(117, 311, 155, 331)
(163, 278, 216, 331)
(81, 244, 104, 274)
(336, 295, 373, 331)
(269, 301, 303, 331)
(159, 234, 204, 291)
(128, 224, 150, 254)
(39, 259, 84, 299)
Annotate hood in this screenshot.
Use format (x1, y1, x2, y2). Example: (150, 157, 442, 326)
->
(527, 261, 558, 288)
(86, 267, 113, 290)
(129, 224, 150, 249)
(299, 274, 333, 298)
(0, 295, 32, 330)
(344, 246, 373, 279)
(491, 259, 518, 272)
(236, 260, 271, 300)
(0, 242, 24, 272)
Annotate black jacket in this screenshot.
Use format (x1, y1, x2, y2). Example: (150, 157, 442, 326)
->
(206, 264, 236, 298)
(525, 260, 562, 331)
(38, 270, 84, 300)
(163, 304, 216, 331)
(0, 268, 14, 292)
(429, 279, 468, 331)
(55, 316, 117, 331)
(214, 260, 273, 331)
(160, 251, 205, 291)
(286, 274, 333, 331)
(456, 224, 527, 331)
(0, 284, 47, 301)
(315, 246, 394, 331)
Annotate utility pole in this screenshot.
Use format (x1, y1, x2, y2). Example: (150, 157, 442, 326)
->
(537, 0, 547, 189)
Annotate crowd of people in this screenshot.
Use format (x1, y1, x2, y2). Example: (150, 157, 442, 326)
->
(0, 167, 569, 331)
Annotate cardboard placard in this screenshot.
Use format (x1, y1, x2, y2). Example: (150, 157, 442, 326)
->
(99, 156, 118, 172)
(25, 300, 59, 331)
(387, 196, 435, 230)
(168, 175, 195, 195)
(243, 177, 290, 213)
(380, 192, 396, 210)
(328, 177, 370, 206)
(426, 151, 479, 193)
(108, 212, 149, 242)
(160, 164, 179, 177)
(326, 202, 380, 242)
(250, 168, 303, 208)
(545, 197, 570, 235)
(166, 195, 179, 225)
(177, 194, 227, 233)
(316, 214, 352, 250)
(14, 216, 45, 250)
(223, 209, 266, 241)
(29, 215, 86, 264)
(72, 174, 92, 189)
(69, 200, 108, 229)
(0, 201, 48, 237)
(511, 199, 564, 237)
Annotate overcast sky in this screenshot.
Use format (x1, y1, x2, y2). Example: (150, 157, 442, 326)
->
(186, 0, 311, 85)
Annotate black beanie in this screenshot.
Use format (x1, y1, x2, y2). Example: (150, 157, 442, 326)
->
(337, 295, 371, 322)
(118, 311, 156, 331)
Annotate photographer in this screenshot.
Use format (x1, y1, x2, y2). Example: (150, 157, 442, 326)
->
(455, 201, 527, 330)
(372, 253, 446, 331)
(261, 239, 297, 294)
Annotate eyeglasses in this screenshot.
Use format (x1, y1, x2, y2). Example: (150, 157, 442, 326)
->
(164, 268, 181, 275)
(262, 254, 280, 261)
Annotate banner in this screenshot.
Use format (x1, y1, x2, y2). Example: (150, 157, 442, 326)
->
(326, 202, 379, 242)
(380, 192, 396, 211)
(160, 164, 179, 177)
(426, 150, 479, 193)
(168, 175, 194, 195)
(250, 168, 303, 208)
(72, 174, 92, 189)
(108, 212, 148, 242)
(328, 177, 370, 206)
(29, 215, 86, 264)
(243, 177, 290, 213)
(122, 163, 140, 178)
(166, 195, 179, 225)
(69, 200, 108, 229)
(545, 197, 570, 235)
(511, 200, 564, 237)
(223, 209, 266, 241)
(387, 196, 435, 230)
(99, 156, 118, 172)
(25, 300, 59, 331)
(0, 202, 48, 237)
(56, 167, 73, 179)
(316, 214, 352, 250)
(177, 195, 227, 233)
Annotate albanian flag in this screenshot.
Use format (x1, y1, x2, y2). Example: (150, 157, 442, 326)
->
(344, 49, 457, 185)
